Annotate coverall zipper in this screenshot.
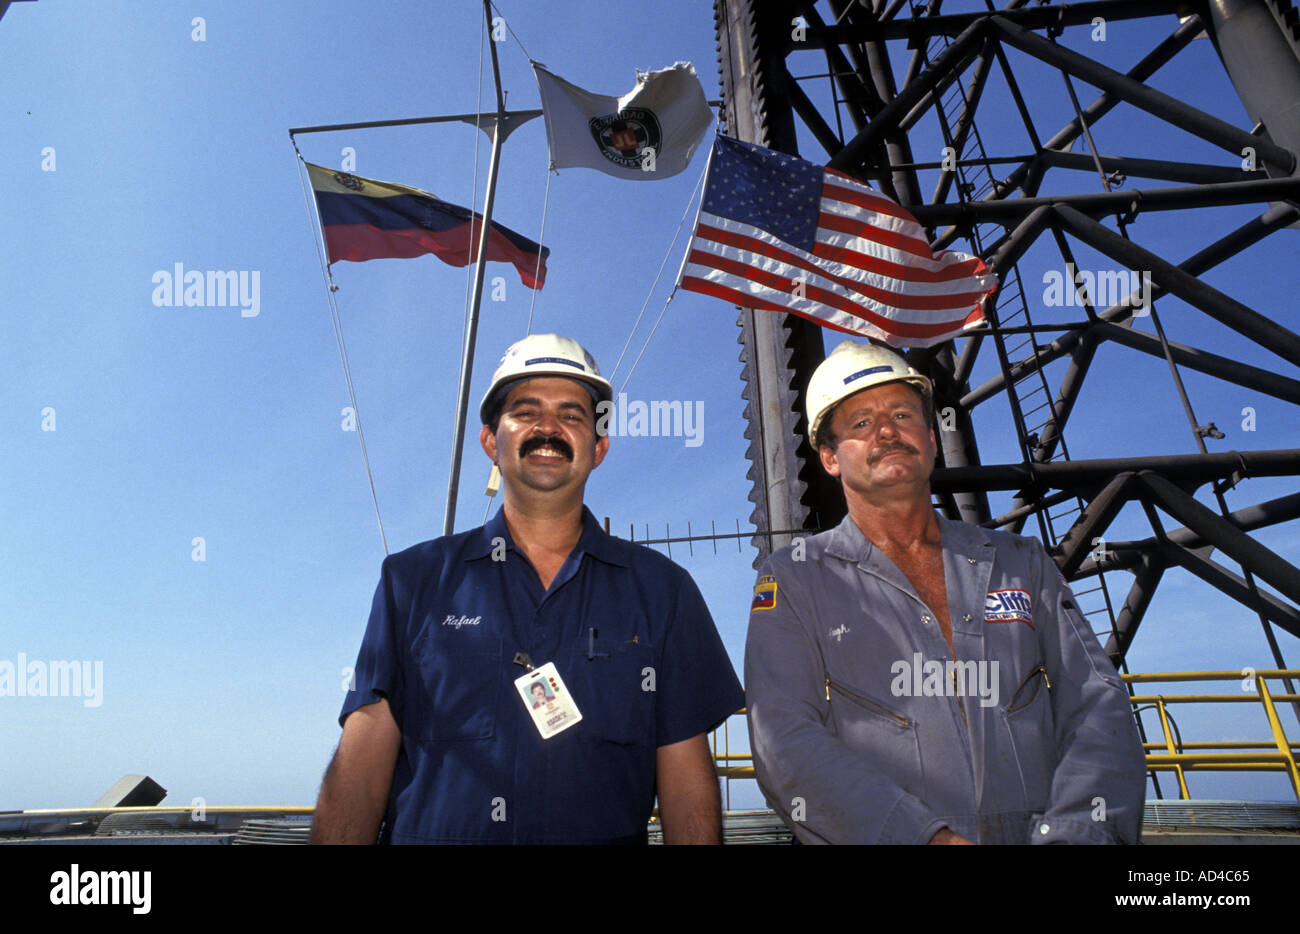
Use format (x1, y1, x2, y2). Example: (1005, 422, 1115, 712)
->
(825, 677, 911, 726)
(1007, 665, 1051, 713)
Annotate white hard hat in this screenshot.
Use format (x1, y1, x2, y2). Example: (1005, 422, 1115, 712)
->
(806, 340, 932, 447)
(479, 334, 613, 424)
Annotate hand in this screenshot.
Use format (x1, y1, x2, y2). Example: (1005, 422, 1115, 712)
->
(928, 827, 975, 845)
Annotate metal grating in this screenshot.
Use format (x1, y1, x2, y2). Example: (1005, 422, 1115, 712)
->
(1143, 799, 1300, 832)
(232, 817, 314, 845)
(647, 809, 795, 845)
(95, 813, 185, 835)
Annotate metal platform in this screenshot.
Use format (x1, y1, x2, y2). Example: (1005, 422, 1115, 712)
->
(5, 801, 1296, 844)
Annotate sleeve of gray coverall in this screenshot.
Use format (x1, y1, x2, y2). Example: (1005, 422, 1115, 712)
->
(1029, 541, 1147, 844)
(744, 554, 949, 845)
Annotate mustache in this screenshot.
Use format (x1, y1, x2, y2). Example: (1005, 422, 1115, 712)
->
(870, 441, 918, 463)
(519, 435, 574, 460)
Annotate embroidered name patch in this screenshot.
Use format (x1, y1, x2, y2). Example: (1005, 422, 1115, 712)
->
(751, 574, 778, 611)
(985, 589, 1034, 629)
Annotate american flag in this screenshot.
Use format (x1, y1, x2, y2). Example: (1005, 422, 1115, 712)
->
(678, 136, 998, 347)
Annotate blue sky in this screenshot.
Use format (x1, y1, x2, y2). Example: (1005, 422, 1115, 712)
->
(2, 1, 1297, 812)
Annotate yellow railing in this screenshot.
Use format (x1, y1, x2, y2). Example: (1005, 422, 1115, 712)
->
(1125, 669, 1300, 801)
(709, 669, 1300, 805)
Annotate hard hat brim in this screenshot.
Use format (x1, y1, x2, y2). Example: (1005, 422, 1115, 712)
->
(479, 372, 614, 425)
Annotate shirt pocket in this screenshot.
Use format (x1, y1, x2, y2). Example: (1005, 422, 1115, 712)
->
(566, 638, 657, 747)
(410, 617, 503, 742)
(1001, 665, 1056, 808)
(825, 677, 925, 794)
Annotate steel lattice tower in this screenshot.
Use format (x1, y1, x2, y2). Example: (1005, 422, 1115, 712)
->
(716, 0, 1300, 702)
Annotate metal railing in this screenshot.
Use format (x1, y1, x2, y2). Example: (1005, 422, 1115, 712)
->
(1127, 669, 1300, 801)
(711, 668, 1300, 805)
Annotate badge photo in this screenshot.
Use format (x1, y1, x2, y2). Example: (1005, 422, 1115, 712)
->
(514, 662, 583, 740)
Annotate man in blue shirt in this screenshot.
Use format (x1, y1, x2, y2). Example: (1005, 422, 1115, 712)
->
(311, 334, 744, 844)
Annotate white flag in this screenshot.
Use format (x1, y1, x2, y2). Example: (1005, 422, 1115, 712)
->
(533, 62, 713, 180)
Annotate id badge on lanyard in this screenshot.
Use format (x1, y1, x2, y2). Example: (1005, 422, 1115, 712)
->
(513, 652, 582, 739)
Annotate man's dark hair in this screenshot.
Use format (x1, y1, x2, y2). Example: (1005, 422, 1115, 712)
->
(484, 403, 503, 435)
(817, 382, 934, 452)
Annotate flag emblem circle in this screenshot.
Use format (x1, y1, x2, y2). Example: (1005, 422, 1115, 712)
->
(588, 107, 662, 169)
(333, 172, 365, 192)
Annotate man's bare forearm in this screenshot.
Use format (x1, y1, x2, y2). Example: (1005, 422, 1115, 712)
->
(660, 790, 722, 844)
(310, 699, 401, 845)
(310, 753, 391, 844)
(656, 733, 724, 844)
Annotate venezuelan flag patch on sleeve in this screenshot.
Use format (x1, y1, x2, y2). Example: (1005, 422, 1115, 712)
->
(751, 574, 778, 611)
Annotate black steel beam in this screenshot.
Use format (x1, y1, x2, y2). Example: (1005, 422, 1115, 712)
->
(829, 18, 988, 172)
(808, 1, 1186, 45)
(1091, 320, 1300, 406)
(898, 0, 951, 93)
(876, 0, 908, 21)
(984, 488, 1077, 531)
(993, 16, 1207, 202)
(1056, 473, 1139, 579)
(1079, 492, 1300, 577)
(1162, 544, 1300, 640)
(908, 176, 1300, 226)
(799, 2, 878, 131)
(985, 205, 1053, 272)
(1020, 228, 1105, 466)
(1034, 328, 1100, 462)
(962, 203, 1300, 408)
(1053, 204, 1300, 368)
(785, 63, 846, 158)
(991, 16, 1296, 174)
(1036, 149, 1267, 186)
(929, 39, 998, 208)
(930, 449, 1300, 495)
(860, 11, 930, 207)
(1139, 472, 1300, 607)
(906, 33, 995, 138)
(1104, 552, 1165, 664)
(953, 329, 983, 388)
(928, 344, 992, 525)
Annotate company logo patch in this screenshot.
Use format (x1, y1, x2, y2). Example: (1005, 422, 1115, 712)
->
(589, 107, 663, 169)
(984, 589, 1034, 629)
(751, 574, 778, 611)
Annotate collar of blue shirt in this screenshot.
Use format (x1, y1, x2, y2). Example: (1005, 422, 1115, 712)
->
(464, 505, 631, 569)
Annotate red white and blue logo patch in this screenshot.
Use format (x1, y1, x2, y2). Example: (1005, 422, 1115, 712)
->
(985, 589, 1034, 629)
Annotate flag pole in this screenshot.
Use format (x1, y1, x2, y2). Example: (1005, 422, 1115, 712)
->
(443, 0, 510, 536)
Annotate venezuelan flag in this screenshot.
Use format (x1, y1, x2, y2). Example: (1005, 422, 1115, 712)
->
(751, 574, 778, 611)
(306, 163, 549, 289)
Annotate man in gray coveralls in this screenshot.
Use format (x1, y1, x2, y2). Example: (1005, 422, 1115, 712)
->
(744, 340, 1146, 844)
